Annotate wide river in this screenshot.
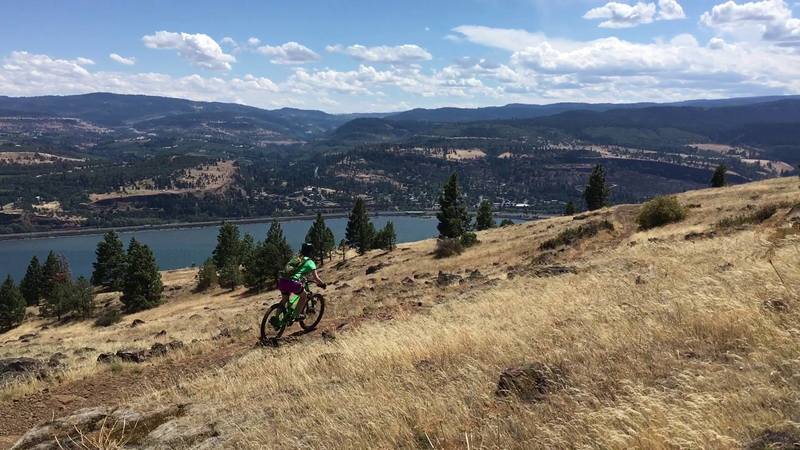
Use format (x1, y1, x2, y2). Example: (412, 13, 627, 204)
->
(0, 215, 452, 281)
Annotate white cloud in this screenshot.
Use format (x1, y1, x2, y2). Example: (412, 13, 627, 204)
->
(109, 53, 135, 65)
(658, 0, 687, 20)
(142, 31, 236, 71)
(583, 2, 657, 28)
(256, 42, 320, 64)
(220, 37, 237, 47)
(247, 37, 261, 46)
(326, 44, 432, 63)
(701, 0, 800, 43)
(451, 25, 551, 51)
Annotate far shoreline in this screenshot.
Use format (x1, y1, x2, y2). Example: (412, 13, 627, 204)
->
(0, 210, 540, 242)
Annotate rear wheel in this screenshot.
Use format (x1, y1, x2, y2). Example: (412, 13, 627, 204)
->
(260, 303, 288, 343)
(300, 294, 325, 331)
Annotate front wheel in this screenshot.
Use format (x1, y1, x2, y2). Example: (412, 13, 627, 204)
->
(260, 303, 288, 343)
(300, 294, 325, 331)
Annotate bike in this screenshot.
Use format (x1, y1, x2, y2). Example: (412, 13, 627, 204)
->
(260, 282, 326, 343)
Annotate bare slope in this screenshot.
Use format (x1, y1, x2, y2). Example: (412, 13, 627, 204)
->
(2, 177, 799, 449)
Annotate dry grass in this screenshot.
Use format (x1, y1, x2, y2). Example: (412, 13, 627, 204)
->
(3, 177, 800, 449)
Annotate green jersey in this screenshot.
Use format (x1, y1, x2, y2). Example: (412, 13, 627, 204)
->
(285, 255, 317, 281)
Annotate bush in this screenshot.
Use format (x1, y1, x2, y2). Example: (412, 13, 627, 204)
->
(460, 231, 479, 248)
(636, 196, 687, 230)
(717, 204, 779, 229)
(218, 263, 243, 290)
(539, 220, 614, 250)
(434, 238, 464, 258)
(94, 309, 122, 327)
(499, 219, 515, 227)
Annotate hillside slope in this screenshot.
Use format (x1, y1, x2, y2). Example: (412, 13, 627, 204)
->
(1, 177, 799, 449)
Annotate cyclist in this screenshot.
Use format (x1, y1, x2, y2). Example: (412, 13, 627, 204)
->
(277, 242, 327, 321)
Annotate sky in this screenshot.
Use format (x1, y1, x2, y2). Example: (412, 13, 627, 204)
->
(1, 0, 800, 113)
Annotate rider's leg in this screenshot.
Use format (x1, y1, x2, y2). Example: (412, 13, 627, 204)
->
(295, 290, 309, 319)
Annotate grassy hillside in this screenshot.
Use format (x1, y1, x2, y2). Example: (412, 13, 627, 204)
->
(1, 177, 799, 449)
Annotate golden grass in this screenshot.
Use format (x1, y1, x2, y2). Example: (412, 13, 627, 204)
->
(4, 177, 800, 449)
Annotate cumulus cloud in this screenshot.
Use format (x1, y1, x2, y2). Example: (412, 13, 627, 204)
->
(247, 37, 261, 46)
(700, 0, 800, 43)
(583, 2, 657, 28)
(657, 0, 687, 20)
(256, 42, 320, 64)
(109, 53, 135, 65)
(326, 44, 432, 63)
(142, 31, 235, 70)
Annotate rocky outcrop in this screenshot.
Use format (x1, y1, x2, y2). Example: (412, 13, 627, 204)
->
(11, 403, 220, 450)
(0, 358, 46, 384)
(436, 271, 462, 287)
(97, 341, 184, 364)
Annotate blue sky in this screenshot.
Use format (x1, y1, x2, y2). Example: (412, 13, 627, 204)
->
(2, 0, 800, 112)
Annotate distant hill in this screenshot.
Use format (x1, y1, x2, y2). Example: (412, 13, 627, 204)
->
(387, 95, 800, 123)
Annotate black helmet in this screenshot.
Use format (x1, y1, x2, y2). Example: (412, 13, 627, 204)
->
(300, 242, 314, 257)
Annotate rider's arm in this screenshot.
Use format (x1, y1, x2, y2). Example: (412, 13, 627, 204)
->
(310, 269, 326, 287)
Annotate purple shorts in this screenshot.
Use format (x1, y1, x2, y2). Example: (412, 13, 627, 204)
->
(277, 278, 303, 294)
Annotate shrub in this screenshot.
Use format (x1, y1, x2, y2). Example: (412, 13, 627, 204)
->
(94, 309, 122, 327)
(218, 263, 243, 290)
(539, 220, 614, 250)
(499, 219, 515, 227)
(636, 196, 687, 230)
(460, 231, 479, 248)
(196, 258, 218, 292)
(717, 204, 779, 229)
(434, 238, 464, 258)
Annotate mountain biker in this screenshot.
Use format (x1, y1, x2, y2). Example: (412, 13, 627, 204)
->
(277, 242, 327, 321)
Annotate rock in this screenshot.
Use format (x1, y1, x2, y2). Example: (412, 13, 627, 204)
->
(413, 272, 431, 279)
(366, 263, 386, 275)
(763, 299, 790, 312)
(0, 358, 46, 383)
(496, 363, 567, 402)
(18, 333, 37, 341)
(214, 328, 232, 340)
(155, 330, 167, 337)
(436, 271, 463, 287)
(467, 270, 486, 281)
(97, 353, 116, 364)
(189, 314, 201, 320)
(532, 265, 577, 277)
(401, 277, 415, 286)
(47, 353, 67, 368)
(116, 349, 149, 363)
(12, 406, 112, 450)
(130, 319, 146, 328)
(745, 429, 800, 450)
(321, 330, 336, 342)
(150, 340, 185, 357)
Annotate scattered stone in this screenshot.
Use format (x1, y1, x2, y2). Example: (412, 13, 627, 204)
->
(189, 314, 201, 320)
(18, 333, 37, 342)
(745, 429, 800, 450)
(685, 230, 716, 241)
(130, 319, 146, 328)
(47, 353, 67, 368)
(635, 274, 645, 285)
(401, 277, 415, 286)
(116, 349, 149, 363)
(155, 330, 167, 338)
(718, 262, 734, 272)
(496, 363, 567, 402)
(150, 340, 185, 357)
(413, 272, 431, 279)
(466, 270, 486, 281)
(366, 263, 386, 275)
(763, 298, 790, 312)
(96, 353, 116, 364)
(214, 328, 232, 340)
(532, 265, 577, 277)
(436, 271, 463, 287)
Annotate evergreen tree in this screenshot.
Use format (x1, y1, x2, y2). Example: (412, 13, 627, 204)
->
(20, 256, 44, 306)
(373, 221, 397, 251)
(437, 173, 471, 238)
(121, 239, 163, 312)
(69, 277, 94, 319)
(475, 200, 495, 231)
(212, 222, 242, 270)
(41, 252, 71, 318)
(338, 239, 348, 262)
(305, 213, 335, 263)
(583, 165, 610, 211)
(564, 201, 577, 216)
(91, 231, 126, 290)
(218, 262, 243, 290)
(265, 220, 293, 268)
(345, 198, 375, 255)
(196, 258, 218, 292)
(239, 233, 256, 270)
(711, 164, 727, 188)
(0, 276, 25, 333)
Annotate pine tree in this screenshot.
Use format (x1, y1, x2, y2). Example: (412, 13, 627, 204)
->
(70, 277, 94, 319)
(218, 262, 243, 290)
(265, 220, 293, 268)
(437, 173, 471, 238)
(20, 256, 44, 306)
(338, 239, 348, 262)
(91, 231, 126, 290)
(0, 276, 25, 333)
(212, 222, 242, 270)
(583, 165, 610, 211)
(121, 239, 163, 312)
(305, 213, 335, 263)
(345, 198, 375, 255)
(239, 233, 256, 270)
(711, 164, 727, 188)
(564, 201, 577, 216)
(196, 258, 218, 291)
(373, 221, 397, 251)
(475, 200, 495, 231)
(41, 252, 71, 318)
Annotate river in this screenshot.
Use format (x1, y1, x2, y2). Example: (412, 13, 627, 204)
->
(0, 215, 449, 281)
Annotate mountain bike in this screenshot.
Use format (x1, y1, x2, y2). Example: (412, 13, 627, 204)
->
(260, 282, 326, 343)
